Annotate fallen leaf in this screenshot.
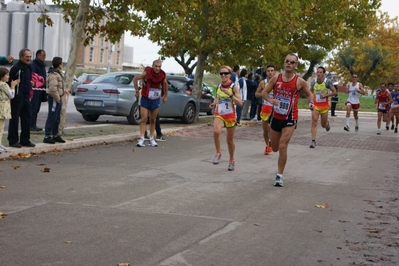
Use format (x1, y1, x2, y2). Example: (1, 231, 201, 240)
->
(0, 212, 8, 218)
(0, 185, 5, 189)
(363, 228, 380, 233)
(64, 241, 72, 244)
(132, 148, 136, 152)
(117, 263, 130, 266)
(253, 223, 260, 226)
(13, 165, 20, 170)
(315, 203, 328, 208)
(42, 167, 50, 173)
(37, 163, 46, 166)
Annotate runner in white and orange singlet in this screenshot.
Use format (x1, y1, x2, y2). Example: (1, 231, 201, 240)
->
(262, 53, 314, 187)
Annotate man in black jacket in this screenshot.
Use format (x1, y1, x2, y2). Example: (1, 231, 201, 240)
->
(7, 48, 36, 148)
(30, 49, 47, 131)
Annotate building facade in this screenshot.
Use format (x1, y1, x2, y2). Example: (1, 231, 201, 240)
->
(0, 0, 124, 70)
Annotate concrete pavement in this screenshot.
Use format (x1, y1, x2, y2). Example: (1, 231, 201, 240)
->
(0, 110, 398, 265)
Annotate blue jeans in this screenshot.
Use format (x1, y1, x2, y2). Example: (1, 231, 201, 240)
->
(44, 95, 62, 136)
(236, 105, 243, 123)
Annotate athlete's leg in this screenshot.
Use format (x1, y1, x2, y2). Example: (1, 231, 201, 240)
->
(140, 107, 149, 137)
(269, 128, 281, 153)
(311, 109, 319, 140)
(213, 118, 224, 154)
(320, 112, 329, 128)
(262, 120, 270, 145)
(277, 125, 296, 175)
(377, 111, 382, 129)
(149, 108, 159, 137)
(226, 126, 236, 161)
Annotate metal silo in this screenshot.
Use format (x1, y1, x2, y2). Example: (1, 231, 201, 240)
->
(6, 0, 25, 12)
(0, 12, 12, 55)
(27, 12, 44, 52)
(58, 17, 72, 61)
(43, 12, 62, 59)
(10, 12, 28, 58)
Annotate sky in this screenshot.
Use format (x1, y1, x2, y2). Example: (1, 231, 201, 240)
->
(125, 0, 399, 74)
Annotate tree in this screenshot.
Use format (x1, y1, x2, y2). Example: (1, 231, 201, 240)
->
(24, 0, 146, 132)
(328, 12, 399, 90)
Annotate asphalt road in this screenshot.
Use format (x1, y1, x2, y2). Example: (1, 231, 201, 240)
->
(0, 111, 398, 265)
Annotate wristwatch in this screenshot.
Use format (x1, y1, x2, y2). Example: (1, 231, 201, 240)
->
(229, 94, 233, 98)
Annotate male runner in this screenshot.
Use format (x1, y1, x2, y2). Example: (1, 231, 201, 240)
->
(309, 66, 336, 148)
(133, 60, 168, 147)
(262, 53, 314, 187)
(344, 74, 366, 132)
(375, 83, 393, 135)
(255, 64, 276, 155)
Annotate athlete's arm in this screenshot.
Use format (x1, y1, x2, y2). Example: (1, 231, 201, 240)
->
(298, 77, 314, 110)
(133, 71, 146, 98)
(232, 85, 243, 107)
(358, 83, 367, 95)
(387, 93, 393, 105)
(255, 80, 265, 98)
(162, 78, 168, 103)
(328, 83, 337, 97)
(262, 75, 278, 105)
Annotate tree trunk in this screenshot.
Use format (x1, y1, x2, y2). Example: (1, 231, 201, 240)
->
(58, 0, 90, 135)
(192, 51, 208, 119)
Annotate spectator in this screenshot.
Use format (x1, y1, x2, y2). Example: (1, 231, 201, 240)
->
(30, 49, 47, 131)
(0, 67, 19, 153)
(43, 57, 66, 144)
(0, 55, 14, 65)
(331, 82, 339, 116)
(7, 49, 36, 148)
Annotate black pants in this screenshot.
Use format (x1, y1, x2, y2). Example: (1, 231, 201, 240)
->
(44, 95, 62, 137)
(8, 96, 31, 145)
(331, 101, 337, 116)
(30, 90, 45, 128)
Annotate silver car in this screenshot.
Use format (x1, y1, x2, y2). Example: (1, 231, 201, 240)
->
(74, 72, 199, 124)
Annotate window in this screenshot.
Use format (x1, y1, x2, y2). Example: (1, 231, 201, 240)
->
(100, 49, 104, 63)
(100, 37, 105, 47)
(116, 51, 120, 65)
(89, 47, 94, 62)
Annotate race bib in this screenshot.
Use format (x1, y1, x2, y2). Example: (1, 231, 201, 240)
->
(148, 88, 161, 100)
(274, 96, 290, 115)
(378, 102, 386, 109)
(218, 99, 233, 115)
(316, 92, 326, 103)
(351, 90, 357, 96)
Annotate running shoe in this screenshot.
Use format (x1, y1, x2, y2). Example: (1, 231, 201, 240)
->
(386, 125, 389, 130)
(156, 135, 166, 141)
(395, 128, 398, 133)
(309, 140, 316, 148)
(274, 175, 284, 187)
(136, 138, 145, 147)
(377, 129, 381, 135)
(212, 153, 221, 164)
(391, 125, 395, 130)
(344, 125, 350, 132)
(264, 145, 272, 155)
(228, 160, 235, 171)
(326, 121, 330, 132)
(355, 125, 359, 132)
(0, 144, 8, 152)
(148, 138, 158, 147)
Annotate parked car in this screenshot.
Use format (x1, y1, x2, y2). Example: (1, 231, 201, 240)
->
(167, 75, 215, 115)
(74, 72, 199, 124)
(71, 73, 101, 95)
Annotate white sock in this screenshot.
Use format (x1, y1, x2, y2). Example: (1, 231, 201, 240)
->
(346, 117, 350, 126)
(355, 119, 358, 126)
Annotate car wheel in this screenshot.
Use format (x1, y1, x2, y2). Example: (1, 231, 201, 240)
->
(181, 102, 196, 124)
(127, 101, 141, 125)
(82, 113, 99, 122)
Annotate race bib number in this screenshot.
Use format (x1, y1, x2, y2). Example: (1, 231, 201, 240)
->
(351, 90, 357, 96)
(274, 96, 290, 115)
(218, 99, 233, 115)
(148, 88, 161, 100)
(378, 102, 386, 109)
(316, 93, 326, 103)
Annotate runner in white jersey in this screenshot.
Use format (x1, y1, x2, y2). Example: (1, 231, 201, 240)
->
(344, 74, 366, 132)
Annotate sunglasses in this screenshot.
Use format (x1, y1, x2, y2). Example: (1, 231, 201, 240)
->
(285, 59, 297, 64)
(219, 72, 231, 76)
(352, 76, 358, 78)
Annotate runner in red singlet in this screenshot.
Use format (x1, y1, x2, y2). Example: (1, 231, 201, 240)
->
(262, 53, 314, 187)
(375, 83, 393, 135)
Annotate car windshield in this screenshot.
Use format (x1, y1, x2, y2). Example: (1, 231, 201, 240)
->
(93, 73, 134, 84)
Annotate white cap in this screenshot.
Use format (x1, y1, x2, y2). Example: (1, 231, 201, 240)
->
(333, 82, 338, 85)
